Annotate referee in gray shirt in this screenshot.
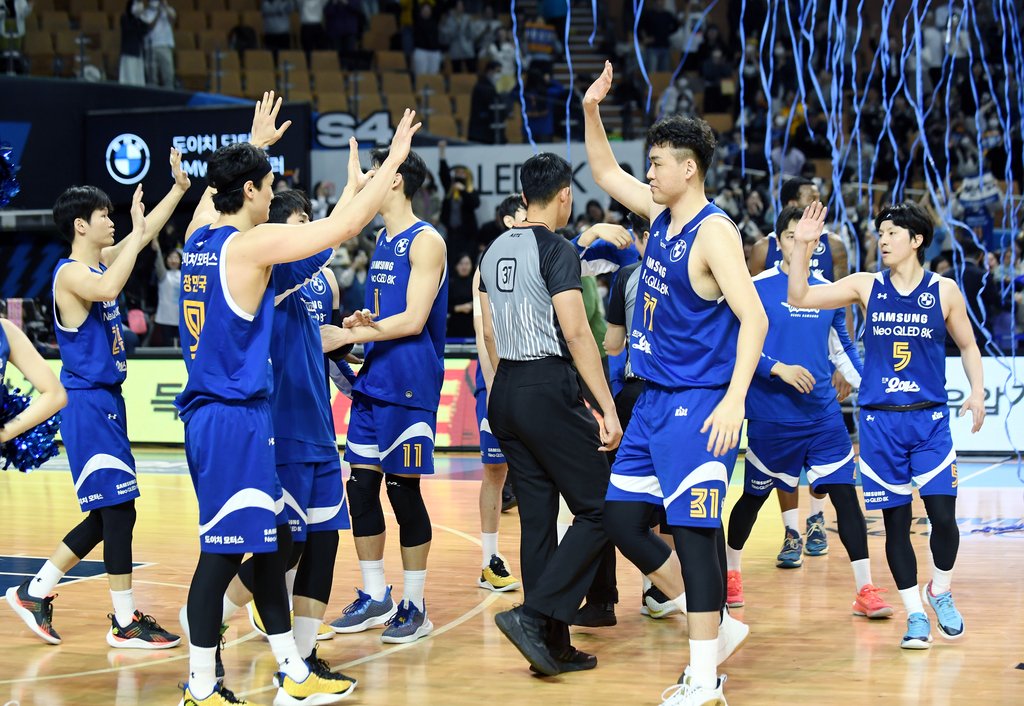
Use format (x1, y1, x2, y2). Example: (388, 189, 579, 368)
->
(479, 153, 622, 676)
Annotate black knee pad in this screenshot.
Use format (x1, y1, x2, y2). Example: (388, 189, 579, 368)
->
(603, 500, 671, 575)
(63, 510, 104, 559)
(100, 500, 137, 574)
(288, 541, 306, 571)
(346, 467, 385, 537)
(385, 475, 432, 547)
(294, 530, 340, 605)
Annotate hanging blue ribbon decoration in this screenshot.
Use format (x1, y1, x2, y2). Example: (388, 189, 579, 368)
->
(588, 0, 598, 46)
(510, 0, 538, 153)
(564, 0, 574, 160)
(632, 0, 652, 117)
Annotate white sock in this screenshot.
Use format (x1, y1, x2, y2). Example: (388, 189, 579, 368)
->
(187, 644, 218, 699)
(28, 560, 64, 599)
(899, 586, 925, 615)
(851, 559, 872, 592)
(267, 631, 310, 682)
(359, 560, 386, 601)
(781, 509, 800, 532)
(110, 589, 136, 628)
(671, 592, 687, 614)
(293, 616, 320, 660)
(809, 495, 827, 516)
(726, 545, 742, 573)
(688, 638, 718, 690)
(285, 569, 297, 607)
(929, 564, 953, 595)
(556, 522, 570, 543)
(222, 594, 243, 623)
(481, 532, 499, 569)
(403, 569, 427, 610)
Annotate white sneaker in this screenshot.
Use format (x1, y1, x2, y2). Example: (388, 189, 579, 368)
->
(178, 605, 190, 642)
(660, 667, 728, 705)
(642, 586, 682, 619)
(717, 608, 749, 666)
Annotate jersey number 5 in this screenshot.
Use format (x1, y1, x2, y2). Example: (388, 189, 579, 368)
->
(183, 300, 206, 360)
(893, 341, 912, 372)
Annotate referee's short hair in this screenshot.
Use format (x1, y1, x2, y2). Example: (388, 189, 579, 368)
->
(520, 153, 572, 206)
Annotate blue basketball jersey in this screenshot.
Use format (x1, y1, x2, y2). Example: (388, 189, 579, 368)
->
(747, 267, 862, 429)
(175, 225, 275, 421)
(766, 231, 834, 280)
(860, 270, 947, 407)
(354, 221, 448, 411)
(299, 270, 334, 325)
(629, 204, 740, 388)
(52, 260, 128, 390)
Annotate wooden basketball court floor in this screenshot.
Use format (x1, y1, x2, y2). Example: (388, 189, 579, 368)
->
(1, 451, 1022, 705)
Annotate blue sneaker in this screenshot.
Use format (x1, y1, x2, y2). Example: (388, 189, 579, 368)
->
(381, 600, 433, 644)
(900, 612, 933, 650)
(804, 511, 829, 556)
(330, 586, 397, 634)
(776, 528, 804, 568)
(922, 582, 965, 639)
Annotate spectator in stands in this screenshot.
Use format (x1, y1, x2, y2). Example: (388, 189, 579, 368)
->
(438, 141, 481, 262)
(930, 254, 952, 276)
(412, 2, 442, 76)
(945, 240, 1012, 355)
(310, 181, 337, 220)
(339, 248, 369, 314)
(447, 253, 475, 338)
(523, 12, 557, 74)
(541, 0, 568, 40)
(412, 170, 443, 227)
(119, 0, 148, 87)
(658, 74, 696, 119)
(300, 0, 328, 52)
(135, 0, 176, 88)
(1, 0, 31, 53)
(701, 47, 735, 112)
(324, 0, 365, 66)
(481, 27, 516, 93)
(229, 23, 259, 53)
(523, 66, 560, 143)
(149, 237, 181, 347)
(468, 61, 507, 144)
(474, 4, 502, 59)
(440, 1, 478, 73)
(262, 0, 295, 55)
(639, 0, 677, 73)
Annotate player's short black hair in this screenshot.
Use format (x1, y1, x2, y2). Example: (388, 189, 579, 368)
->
(646, 115, 717, 176)
(207, 142, 272, 214)
(774, 205, 805, 237)
(520, 152, 572, 206)
(268, 189, 312, 224)
(875, 201, 933, 264)
(628, 212, 650, 238)
(780, 177, 815, 206)
(370, 148, 428, 199)
(53, 185, 113, 243)
(496, 193, 525, 222)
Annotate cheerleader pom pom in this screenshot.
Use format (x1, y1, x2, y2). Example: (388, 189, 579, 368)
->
(0, 388, 31, 424)
(0, 389, 62, 473)
(0, 144, 20, 209)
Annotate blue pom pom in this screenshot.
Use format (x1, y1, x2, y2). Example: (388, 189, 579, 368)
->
(1, 387, 62, 473)
(0, 144, 21, 209)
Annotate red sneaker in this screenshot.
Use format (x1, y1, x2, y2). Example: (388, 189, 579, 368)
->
(852, 584, 894, 619)
(726, 570, 744, 608)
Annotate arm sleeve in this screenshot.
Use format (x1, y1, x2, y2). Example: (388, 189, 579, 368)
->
(572, 236, 640, 276)
(328, 359, 357, 397)
(539, 234, 582, 297)
(828, 308, 863, 385)
(605, 266, 631, 326)
(755, 352, 778, 380)
(271, 248, 334, 296)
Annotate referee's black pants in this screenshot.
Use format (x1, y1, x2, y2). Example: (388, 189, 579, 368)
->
(489, 356, 611, 625)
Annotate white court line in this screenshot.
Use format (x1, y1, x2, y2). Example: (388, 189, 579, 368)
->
(958, 457, 1013, 486)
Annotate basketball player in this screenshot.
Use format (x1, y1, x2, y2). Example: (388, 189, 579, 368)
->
(749, 176, 854, 564)
(320, 147, 447, 645)
(175, 93, 419, 704)
(472, 194, 524, 593)
(787, 200, 984, 650)
(725, 205, 893, 620)
(7, 150, 190, 649)
(0, 318, 67, 460)
(585, 61, 764, 705)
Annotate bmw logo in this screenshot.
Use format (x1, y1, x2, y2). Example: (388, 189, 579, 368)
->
(310, 275, 327, 295)
(814, 240, 827, 255)
(669, 239, 687, 262)
(395, 238, 411, 256)
(105, 133, 151, 185)
(918, 291, 935, 309)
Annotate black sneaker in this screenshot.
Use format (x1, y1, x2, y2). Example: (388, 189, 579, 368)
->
(5, 579, 61, 644)
(306, 645, 359, 687)
(494, 607, 560, 676)
(573, 601, 617, 627)
(501, 479, 517, 512)
(106, 611, 181, 650)
(531, 645, 598, 674)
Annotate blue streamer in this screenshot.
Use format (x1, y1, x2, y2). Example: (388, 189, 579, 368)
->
(564, 0, 573, 160)
(588, 0, 597, 46)
(510, 0, 537, 153)
(738, 0, 748, 174)
(632, 0, 652, 115)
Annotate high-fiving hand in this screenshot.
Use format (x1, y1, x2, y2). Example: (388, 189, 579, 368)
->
(583, 61, 614, 107)
(250, 91, 292, 149)
(170, 147, 191, 191)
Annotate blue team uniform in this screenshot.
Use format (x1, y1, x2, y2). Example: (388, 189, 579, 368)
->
(745, 267, 863, 495)
(271, 258, 350, 541)
(175, 225, 284, 554)
(474, 364, 504, 464)
(858, 270, 956, 510)
(765, 231, 835, 280)
(344, 222, 448, 475)
(607, 204, 741, 528)
(52, 260, 138, 511)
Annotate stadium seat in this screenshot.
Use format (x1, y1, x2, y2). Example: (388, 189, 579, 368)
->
(448, 74, 475, 95)
(317, 93, 350, 113)
(78, 10, 111, 34)
(277, 49, 308, 72)
(209, 49, 241, 73)
(243, 69, 277, 99)
(381, 72, 413, 95)
(313, 69, 348, 97)
(211, 70, 244, 98)
(429, 115, 461, 140)
(310, 50, 339, 72)
(244, 49, 275, 72)
(376, 50, 407, 73)
(209, 10, 240, 35)
(351, 92, 384, 119)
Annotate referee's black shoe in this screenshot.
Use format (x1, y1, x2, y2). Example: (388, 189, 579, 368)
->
(501, 479, 517, 512)
(573, 601, 617, 627)
(529, 645, 597, 674)
(494, 607, 560, 676)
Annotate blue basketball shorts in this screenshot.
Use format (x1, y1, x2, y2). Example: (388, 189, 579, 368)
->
(745, 415, 856, 495)
(475, 386, 505, 465)
(858, 406, 958, 510)
(62, 387, 138, 512)
(277, 456, 350, 541)
(607, 385, 737, 528)
(184, 401, 285, 554)
(343, 392, 436, 475)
